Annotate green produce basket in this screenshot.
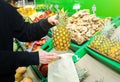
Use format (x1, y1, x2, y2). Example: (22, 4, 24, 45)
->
(111, 16, 120, 24)
(31, 37, 88, 82)
(111, 16, 120, 27)
(47, 30, 52, 38)
(85, 33, 120, 73)
(114, 21, 120, 27)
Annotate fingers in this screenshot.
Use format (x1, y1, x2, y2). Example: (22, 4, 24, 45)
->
(48, 14, 58, 25)
(48, 53, 61, 59)
(39, 51, 60, 64)
(50, 20, 58, 25)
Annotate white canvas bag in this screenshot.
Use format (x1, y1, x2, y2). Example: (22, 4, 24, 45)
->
(48, 53, 79, 82)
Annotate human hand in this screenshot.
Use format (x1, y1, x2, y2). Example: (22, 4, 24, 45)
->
(38, 50, 60, 64)
(48, 14, 58, 25)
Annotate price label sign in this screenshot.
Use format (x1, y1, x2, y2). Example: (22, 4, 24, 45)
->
(55, 4, 59, 9)
(92, 4, 96, 14)
(50, 4, 53, 10)
(73, 3, 80, 12)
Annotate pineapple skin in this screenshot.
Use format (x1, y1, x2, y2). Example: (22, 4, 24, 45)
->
(52, 8, 71, 51)
(53, 26, 71, 51)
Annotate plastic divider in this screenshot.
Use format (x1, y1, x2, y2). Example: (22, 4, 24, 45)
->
(41, 38, 53, 52)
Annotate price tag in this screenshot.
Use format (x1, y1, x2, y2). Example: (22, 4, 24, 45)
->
(55, 4, 59, 9)
(92, 4, 96, 14)
(73, 3, 80, 12)
(50, 4, 53, 10)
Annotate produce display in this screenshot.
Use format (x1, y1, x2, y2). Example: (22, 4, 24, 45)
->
(17, 5, 36, 17)
(25, 37, 47, 52)
(53, 9, 71, 51)
(29, 10, 54, 22)
(66, 9, 110, 45)
(22, 77, 33, 82)
(39, 64, 48, 77)
(15, 67, 27, 82)
(13, 2, 120, 81)
(25, 10, 54, 52)
(15, 67, 33, 82)
(89, 22, 120, 62)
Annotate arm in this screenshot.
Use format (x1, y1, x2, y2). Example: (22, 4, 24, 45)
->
(7, 3, 54, 42)
(0, 50, 60, 68)
(0, 51, 39, 67)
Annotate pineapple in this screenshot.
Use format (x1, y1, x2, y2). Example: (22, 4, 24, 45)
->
(52, 9, 71, 51)
(89, 21, 120, 62)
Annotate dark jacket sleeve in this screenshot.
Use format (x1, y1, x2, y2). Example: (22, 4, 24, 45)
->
(7, 3, 54, 42)
(0, 51, 39, 76)
(0, 51, 39, 67)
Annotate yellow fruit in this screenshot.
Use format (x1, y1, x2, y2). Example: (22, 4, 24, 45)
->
(16, 67, 27, 74)
(22, 77, 33, 82)
(53, 9, 71, 51)
(15, 73, 23, 82)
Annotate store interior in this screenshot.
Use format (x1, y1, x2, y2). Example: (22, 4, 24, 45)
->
(10, 0, 120, 82)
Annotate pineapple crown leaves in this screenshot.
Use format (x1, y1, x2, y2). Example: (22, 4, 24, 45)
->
(56, 8, 68, 27)
(100, 21, 115, 38)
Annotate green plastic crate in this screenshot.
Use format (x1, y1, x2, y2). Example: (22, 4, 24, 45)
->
(47, 30, 52, 38)
(31, 32, 101, 82)
(111, 16, 120, 23)
(85, 33, 120, 73)
(31, 37, 88, 82)
(111, 16, 120, 27)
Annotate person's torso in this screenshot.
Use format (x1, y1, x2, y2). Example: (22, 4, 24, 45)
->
(0, 0, 13, 51)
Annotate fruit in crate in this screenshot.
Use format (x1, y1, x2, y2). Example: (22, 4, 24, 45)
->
(25, 42, 33, 49)
(29, 11, 54, 23)
(66, 9, 111, 45)
(39, 64, 48, 77)
(32, 38, 47, 51)
(89, 35, 105, 49)
(89, 21, 120, 62)
(53, 9, 71, 51)
(89, 35, 120, 61)
(25, 38, 47, 51)
(15, 67, 27, 82)
(108, 41, 120, 61)
(17, 5, 36, 17)
(22, 77, 33, 82)
(29, 12, 45, 22)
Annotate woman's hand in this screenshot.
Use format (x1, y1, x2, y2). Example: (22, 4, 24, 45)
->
(38, 50, 60, 64)
(48, 14, 58, 25)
